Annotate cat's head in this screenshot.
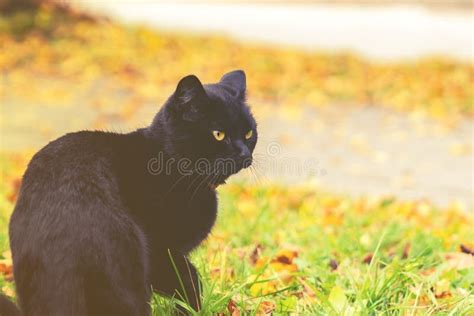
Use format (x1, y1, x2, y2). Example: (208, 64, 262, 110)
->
(155, 70, 257, 184)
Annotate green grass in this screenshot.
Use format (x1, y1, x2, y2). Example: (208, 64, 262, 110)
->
(0, 156, 473, 314)
(176, 185, 473, 315)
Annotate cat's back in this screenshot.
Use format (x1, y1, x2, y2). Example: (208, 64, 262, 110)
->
(24, 130, 118, 181)
(11, 131, 125, 226)
(8, 131, 151, 315)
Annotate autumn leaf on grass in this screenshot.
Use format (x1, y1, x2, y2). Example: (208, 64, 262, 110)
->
(210, 267, 235, 282)
(362, 253, 373, 264)
(255, 249, 299, 279)
(297, 277, 317, 303)
(402, 243, 410, 259)
(0, 251, 13, 281)
(256, 301, 276, 315)
(249, 279, 278, 297)
(0, 264, 13, 282)
(226, 299, 241, 316)
(433, 279, 452, 299)
(250, 249, 299, 296)
(408, 285, 431, 309)
(444, 252, 474, 270)
(249, 244, 264, 265)
(253, 249, 298, 269)
(274, 249, 298, 265)
(460, 244, 474, 256)
(7, 178, 21, 203)
(329, 258, 338, 271)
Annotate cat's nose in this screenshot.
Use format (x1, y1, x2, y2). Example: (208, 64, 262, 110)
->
(234, 140, 251, 167)
(234, 140, 250, 157)
(238, 146, 250, 159)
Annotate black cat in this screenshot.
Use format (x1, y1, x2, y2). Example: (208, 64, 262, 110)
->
(1, 70, 257, 315)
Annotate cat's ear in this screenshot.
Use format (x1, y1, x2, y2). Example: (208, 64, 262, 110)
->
(220, 70, 246, 97)
(173, 75, 208, 122)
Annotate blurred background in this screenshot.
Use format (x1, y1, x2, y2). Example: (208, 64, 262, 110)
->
(0, 1, 473, 313)
(0, 0, 473, 209)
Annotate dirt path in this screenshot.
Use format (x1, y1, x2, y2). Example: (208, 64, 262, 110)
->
(77, 2, 473, 61)
(251, 104, 473, 209)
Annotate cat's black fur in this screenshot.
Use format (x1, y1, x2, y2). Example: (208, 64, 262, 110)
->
(3, 70, 257, 316)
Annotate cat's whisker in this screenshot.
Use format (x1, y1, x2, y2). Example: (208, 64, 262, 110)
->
(252, 157, 268, 169)
(243, 167, 253, 183)
(245, 164, 257, 185)
(252, 165, 265, 186)
(186, 171, 206, 194)
(257, 167, 271, 185)
(248, 165, 260, 185)
(160, 173, 189, 201)
(252, 156, 268, 164)
(189, 171, 216, 203)
(251, 162, 270, 185)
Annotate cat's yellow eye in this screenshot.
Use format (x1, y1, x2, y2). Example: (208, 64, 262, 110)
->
(245, 130, 253, 140)
(212, 130, 225, 141)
